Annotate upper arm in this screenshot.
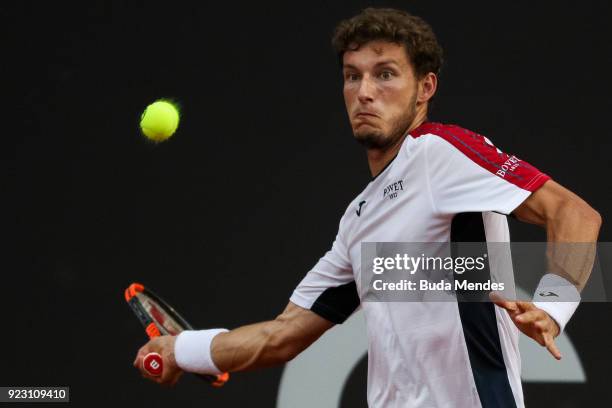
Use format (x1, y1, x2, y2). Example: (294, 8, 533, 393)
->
(512, 179, 601, 228)
(290, 227, 360, 324)
(423, 126, 550, 215)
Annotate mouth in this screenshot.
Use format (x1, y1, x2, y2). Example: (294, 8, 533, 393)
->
(354, 112, 380, 128)
(355, 111, 379, 119)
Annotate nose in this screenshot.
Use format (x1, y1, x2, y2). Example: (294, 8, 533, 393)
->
(357, 75, 376, 104)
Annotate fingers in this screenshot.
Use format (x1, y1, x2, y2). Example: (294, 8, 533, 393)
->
(133, 344, 149, 369)
(509, 304, 564, 361)
(490, 292, 538, 313)
(544, 334, 562, 360)
(133, 336, 182, 386)
(514, 310, 542, 325)
(133, 342, 157, 379)
(489, 292, 518, 313)
(514, 301, 536, 311)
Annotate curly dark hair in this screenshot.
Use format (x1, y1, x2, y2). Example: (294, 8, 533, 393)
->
(332, 8, 443, 79)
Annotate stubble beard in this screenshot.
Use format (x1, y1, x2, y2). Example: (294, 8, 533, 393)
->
(353, 97, 418, 151)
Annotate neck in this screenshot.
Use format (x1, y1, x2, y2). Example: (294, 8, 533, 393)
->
(367, 114, 428, 178)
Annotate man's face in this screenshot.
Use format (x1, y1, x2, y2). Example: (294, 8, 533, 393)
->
(342, 40, 419, 149)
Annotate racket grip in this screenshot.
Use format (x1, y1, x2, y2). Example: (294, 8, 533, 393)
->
(143, 352, 163, 377)
(143, 324, 230, 386)
(142, 353, 229, 386)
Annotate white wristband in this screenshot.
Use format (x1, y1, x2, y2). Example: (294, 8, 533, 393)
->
(174, 329, 228, 374)
(532, 273, 580, 333)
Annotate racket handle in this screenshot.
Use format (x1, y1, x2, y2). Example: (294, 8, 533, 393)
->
(143, 324, 230, 386)
(143, 352, 163, 377)
(142, 352, 229, 386)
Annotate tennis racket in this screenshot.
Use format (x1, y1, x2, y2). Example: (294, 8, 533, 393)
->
(124, 282, 229, 387)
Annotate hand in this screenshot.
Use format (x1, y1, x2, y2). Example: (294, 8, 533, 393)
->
(133, 335, 183, 386)
(490, 292, 562, 360)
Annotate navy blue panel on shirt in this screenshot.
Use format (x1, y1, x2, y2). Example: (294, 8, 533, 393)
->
(451, 212, 518, 408)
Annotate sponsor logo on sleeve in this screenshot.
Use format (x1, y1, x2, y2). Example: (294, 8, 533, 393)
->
(496, 155, 521, 178)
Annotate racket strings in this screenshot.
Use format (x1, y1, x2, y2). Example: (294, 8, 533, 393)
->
(137, 293, 185, 336)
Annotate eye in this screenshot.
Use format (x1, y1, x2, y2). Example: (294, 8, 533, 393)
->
(379, 70, 394, 80)
(345, 72, 360, 82)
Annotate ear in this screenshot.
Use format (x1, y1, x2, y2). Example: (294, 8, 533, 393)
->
(417, 73, 438, 104)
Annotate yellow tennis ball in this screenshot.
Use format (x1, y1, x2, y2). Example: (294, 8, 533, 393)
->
(140, 100, 180, 142)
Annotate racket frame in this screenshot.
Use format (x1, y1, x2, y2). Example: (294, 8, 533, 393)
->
(125, 282, 229, 387)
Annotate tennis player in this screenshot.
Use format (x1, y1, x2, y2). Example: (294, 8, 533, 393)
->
(134, 8, 601, 407)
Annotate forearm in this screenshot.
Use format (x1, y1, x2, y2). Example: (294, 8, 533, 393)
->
(545, 198, 601, 290)
(211, 319, 306, 372)
(514, 180, 602, 291)
(512, 180, 602, 333)
(175, 302, 333, 374)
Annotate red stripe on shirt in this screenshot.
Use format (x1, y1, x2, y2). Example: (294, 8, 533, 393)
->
(410, 122, 550, 192)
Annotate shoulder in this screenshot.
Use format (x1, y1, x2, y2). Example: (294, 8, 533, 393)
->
(411, 121, 509, 169)
(410, 122, 550, 191)
(410, 122, 498, 156)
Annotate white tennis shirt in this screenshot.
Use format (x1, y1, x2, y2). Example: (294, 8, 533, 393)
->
(290, 122, 550, 408)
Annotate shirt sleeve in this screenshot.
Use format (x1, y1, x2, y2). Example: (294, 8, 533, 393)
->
(423, 125, 551, 215)
(290, 224, 359, 324)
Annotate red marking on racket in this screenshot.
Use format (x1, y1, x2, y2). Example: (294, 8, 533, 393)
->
(143, 352, 163, 376)
(149, 303, 167, 327)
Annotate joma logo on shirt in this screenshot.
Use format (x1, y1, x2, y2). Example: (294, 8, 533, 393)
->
(383, 180, 404, 200)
